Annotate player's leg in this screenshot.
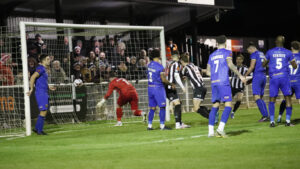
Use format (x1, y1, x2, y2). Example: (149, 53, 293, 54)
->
(115, 96, 127, 126)
(253, 76, 269, 121)
(194, 87, 208, 119)
(208, 85, 220, 137)
(129, 92, 146, 122)
(166, 88, 183, 129)
(147, 89, 157, 130)
(280, 80, 293, 126)
(231, 90, 243, 119)
(34, 93, 49, 135)
(172, 99, 183, 129)
(277, 100, 286, 123)
(156, 87, 170, 130)
(216, 85, 232, 137)
(284, 95, 293, 126)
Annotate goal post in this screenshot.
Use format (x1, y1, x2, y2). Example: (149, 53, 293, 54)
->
(19, 21, 170, 136)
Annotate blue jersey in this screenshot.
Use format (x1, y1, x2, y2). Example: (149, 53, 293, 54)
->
(266, 47, 294, 79)
(148, 61, 164, 87)
(35, 65, 48, 93)
(208, 48, 232, 86)
(289, 52, 300, 82)
(250, 51, 266, 77)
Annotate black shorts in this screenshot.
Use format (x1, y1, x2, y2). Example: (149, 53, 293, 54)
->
(193, 86, 207, 101)
(232, 88, 244, 97)
(165, 85, 179, 102)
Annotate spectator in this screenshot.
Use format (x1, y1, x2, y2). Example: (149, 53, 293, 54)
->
(97, 62, 108, 82)
(0, 53, 14, 86)
(34, 34, 47, 54)
(15, 71, 23, 85)
(139, 49, 150, 65)
(117, 62, 129, 79)
(50, 60, 67, 83)
(63, 36, 70, 54)
(28, 57, 38, 77)
(128, 56, 138, 80)
(99, 52, 110, 67)
(62, 53, 70, 76)
(107, 37, 117, 62)
(113, 42, 130, 68)
(94, 47, 100, 57)
(73, 62, 83, 80)
(88, 51, 99, 68)
(137, 58, 147, 79)
(74, 46, 81, 57)
(80, 57, 92, 82)
(76, 40, 86, 56)
(166, 38, 178, 61)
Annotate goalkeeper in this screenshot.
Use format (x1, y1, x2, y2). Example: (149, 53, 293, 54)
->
(97, 72, 146, 126)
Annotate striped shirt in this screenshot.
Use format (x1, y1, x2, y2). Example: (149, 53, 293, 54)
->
(166, 61, 181, 84)
(230, 65, 248, 90)
(182, 63, 204, 89)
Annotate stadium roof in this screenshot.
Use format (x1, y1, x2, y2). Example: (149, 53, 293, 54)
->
(0, 0, 234, 28)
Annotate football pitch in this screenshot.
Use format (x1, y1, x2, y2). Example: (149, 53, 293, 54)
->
(1, 106, 300, 169)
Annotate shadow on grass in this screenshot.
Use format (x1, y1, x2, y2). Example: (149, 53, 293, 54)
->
(291, 118, 300, 125)
(227, 130, 251, 136)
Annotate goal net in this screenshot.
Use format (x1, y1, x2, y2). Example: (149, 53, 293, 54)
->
(17, 22, 166, 136)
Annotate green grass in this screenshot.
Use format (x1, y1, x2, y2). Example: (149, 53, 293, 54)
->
(1, 106, 300, 169)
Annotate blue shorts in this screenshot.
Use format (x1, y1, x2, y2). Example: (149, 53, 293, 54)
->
(269, 77, 292, 97)
(291, 82, 300, 99)
(211, 84, 232, 103)
(148, 86, 166, 108)
(252, 76, 266, 96)
(35, 92, 49, 111)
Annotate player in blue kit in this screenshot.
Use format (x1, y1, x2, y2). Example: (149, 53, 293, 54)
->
(147, 49, 175, 130)
(244, 44, 269, 122)
(206, 35, 246, 137)
(277, 41, 300, 123)
(27, 54, 56, 135)
(263, 36, 297, 127)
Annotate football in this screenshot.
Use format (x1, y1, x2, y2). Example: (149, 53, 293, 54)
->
(73, 79, 83, 87)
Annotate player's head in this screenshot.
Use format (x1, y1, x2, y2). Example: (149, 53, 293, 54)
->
(275, 35, 285, 47)
(108, 71, 117, 81)
(150, 48, 161, 61)
(180, 52, 189, 65)
(236, 54, 244, 66)
(171, 50, 180, 61)
(246, 43, 257, 54)
(216, 35, 227, 47)
(39, 54, 50, 66)
(291, 41, 300, 51)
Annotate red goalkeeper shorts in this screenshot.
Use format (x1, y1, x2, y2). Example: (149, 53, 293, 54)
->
(117, 90, 139, 110)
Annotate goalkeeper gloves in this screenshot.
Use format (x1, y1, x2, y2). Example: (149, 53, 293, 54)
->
(97, 99, 106, 108)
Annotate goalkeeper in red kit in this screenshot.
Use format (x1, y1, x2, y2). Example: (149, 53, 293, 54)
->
(97, 72, 146, 126)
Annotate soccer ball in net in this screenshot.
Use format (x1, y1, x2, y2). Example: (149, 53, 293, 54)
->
(73, 79, 83, 87)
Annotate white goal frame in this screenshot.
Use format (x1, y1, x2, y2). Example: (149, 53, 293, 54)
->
(19, 21, 168, 136)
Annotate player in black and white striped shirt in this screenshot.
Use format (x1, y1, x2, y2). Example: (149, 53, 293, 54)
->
(165, 51, 190, 129)
(230, 54, 248, 119)
(180, 53, 209, 119)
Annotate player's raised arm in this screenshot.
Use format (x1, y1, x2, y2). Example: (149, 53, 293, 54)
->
(226, 57, 246, 84)
(27, 72, 40, 96)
